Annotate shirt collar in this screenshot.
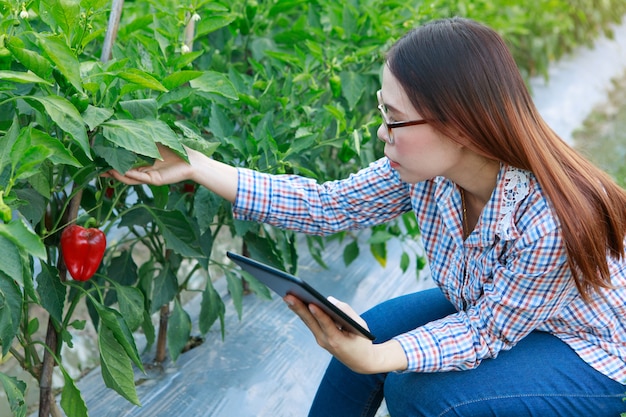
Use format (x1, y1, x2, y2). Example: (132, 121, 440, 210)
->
(434, 164, 531, 248)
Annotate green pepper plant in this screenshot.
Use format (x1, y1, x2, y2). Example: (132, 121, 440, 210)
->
(0, 0, 244, 415)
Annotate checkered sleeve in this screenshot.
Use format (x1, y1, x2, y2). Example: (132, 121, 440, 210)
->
(232, 158, 413, 235)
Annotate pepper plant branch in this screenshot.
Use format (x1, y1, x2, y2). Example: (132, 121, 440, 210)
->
(9, 347, 27, 373)
(155, 249, 175, 363)
(19, 300, 41, 370)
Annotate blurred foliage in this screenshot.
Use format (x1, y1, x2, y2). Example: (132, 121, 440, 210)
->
(573, 70, 626, 188)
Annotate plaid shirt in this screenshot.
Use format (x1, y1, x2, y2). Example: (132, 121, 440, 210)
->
(233, 158, 626, 384)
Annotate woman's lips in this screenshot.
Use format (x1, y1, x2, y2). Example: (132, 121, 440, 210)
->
(386, 156, 400, 169)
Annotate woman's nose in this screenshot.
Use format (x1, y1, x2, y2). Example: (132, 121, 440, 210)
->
(377, 123, 389, 144)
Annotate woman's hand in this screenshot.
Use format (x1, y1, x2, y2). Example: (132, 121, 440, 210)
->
(104, 143, 239, 203)
(284, 295, 407, 374)
(105, 144, 195, 186)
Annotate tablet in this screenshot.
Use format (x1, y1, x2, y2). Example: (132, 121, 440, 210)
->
(226, 251, 376, 340)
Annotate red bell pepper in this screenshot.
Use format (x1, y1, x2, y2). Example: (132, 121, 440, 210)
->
(61, 224, 106, 281)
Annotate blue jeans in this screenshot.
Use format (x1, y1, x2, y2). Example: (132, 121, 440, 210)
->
(308, 288, 626, 416)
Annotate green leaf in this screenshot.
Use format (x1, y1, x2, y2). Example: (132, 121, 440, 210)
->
(0, 235, 23, 286)
(82, 105, 114, 131)
(102, 119, 186, 162)
(167, 51, 202, 72)
(167, 298, 191, 362)
(241, 234, 283, 271)
(118, 68, 168, 92)
(342, 240, 359, 266)
(51, 0, 80, 36)
(39, 0, 79, 35)
(150, 267, 177, 314)
(269, 0, 308, 17)
(0, 70, 52, 84)
(162, 70, 203, 90)
(113, 284, 144, 332)
(14, 145, 53, 180)
(93, 144, 137, 174)
(98, 327, 141, 406)
(174, 120, 202, 142)
(29, 128, 81, 167)
(367, 230, 394, 244)
(208, 102, 234, 138)
(36, 263, 65, 324)
(157, 87, 194, 107)
(81, 0, 110, 10)
(27, 317, 40, 335)
(0, 271, 22, 356)
(8, 123, 31, 168)
(60, 365, 88, 417)
(180, 137, 220, 158)
(119, 98, 158, 119)
(68, 319, 85, 330)
(340, 71, 366, 110)
(26, 95, 90, 158)
(0, 218, 46, 260)
(416, 255, 427, 271)
(92, 301, 144, 372)
(189, 71, 239, 100)
(5, 36, 53, 79)
(284, 130, 317, 159)
(400, 252, 410, 273)
(225, 270, 244, 319)
(240, 270, 271, 300)
(18, 183, 49, 220)
(369, 242, 387, 268)
(199, 278, 225, 336)
(195, 15, 237, 37)
(36, 33, 82, 93)
(0, 117, 20, 176)
(106, 250, 139, 287)
(120, 207, 203, 258)
(401, 212, 421, 236)
(193, 188, 222, 235)
(148, 184, 169, 210)
(0, 373, 26, 417)
(141, 310, 155, 352)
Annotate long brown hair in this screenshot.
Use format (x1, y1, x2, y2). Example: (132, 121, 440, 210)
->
(387, 17, 626, 301)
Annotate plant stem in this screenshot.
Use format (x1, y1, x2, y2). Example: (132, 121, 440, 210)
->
(155, 248, 175, 363)
(39, 185, 83, 417)
(155, 304, 169, 363)
(38, 320, 58, 417)
(50, 398, 63, 417)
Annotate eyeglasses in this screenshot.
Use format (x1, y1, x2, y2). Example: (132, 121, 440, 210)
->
(377, 90, 428, 144)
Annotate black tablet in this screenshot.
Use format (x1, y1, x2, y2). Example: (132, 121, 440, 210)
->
(226, 251, 376, 340)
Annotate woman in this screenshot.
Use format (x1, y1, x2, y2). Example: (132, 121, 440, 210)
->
(109, 18, 626, 416)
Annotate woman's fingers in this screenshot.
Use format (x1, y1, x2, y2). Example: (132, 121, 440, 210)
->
(307, 303, 346, 337)
(284, 295, 359, 343)
(327, 296, 370, 330)
(284, 295, 325, 335)
(103, 145, 193, 186)
(103, 168, 150, 185)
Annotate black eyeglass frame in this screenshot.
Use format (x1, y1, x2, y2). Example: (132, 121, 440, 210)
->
(376, 89, 428, 144)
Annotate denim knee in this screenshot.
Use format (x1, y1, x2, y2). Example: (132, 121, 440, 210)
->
(383, 332, 626, 417)
(385, 370, 626, 417)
